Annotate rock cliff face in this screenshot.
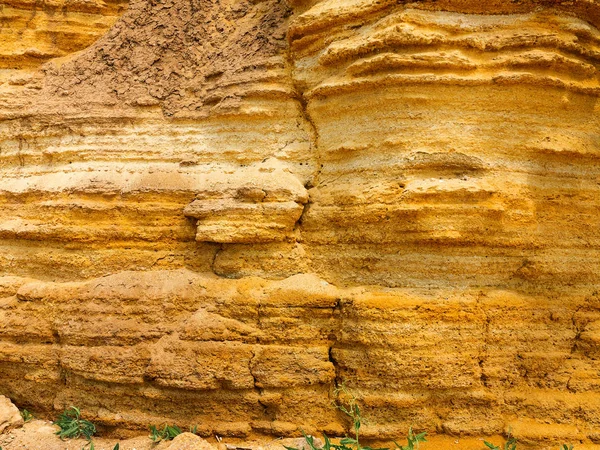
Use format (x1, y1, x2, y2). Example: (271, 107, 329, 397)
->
(1, 0, 600, 446)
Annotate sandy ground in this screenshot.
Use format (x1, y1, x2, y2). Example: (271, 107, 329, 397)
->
(1, 420, 599, 450)
(0, 420, 163, 450)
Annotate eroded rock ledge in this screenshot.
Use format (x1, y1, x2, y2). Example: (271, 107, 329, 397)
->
(1, 0, 600, 447)
(2, 269, 599, 444)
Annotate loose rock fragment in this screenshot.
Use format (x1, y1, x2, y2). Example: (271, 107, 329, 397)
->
(167, 433, 215, 450)
(0, 396, 23, 433)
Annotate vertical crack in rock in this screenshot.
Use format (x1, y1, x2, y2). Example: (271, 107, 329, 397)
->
(570, 304, 583, 355)
(249, 346, 260, 391)
(249, 339, 271, 426)
(476, 291, 490, 389)
(329, 299, 343, 392)
(52, 328, 68, 388)
(284, 15, 322, 200)
(250, 299, 266, 425)
(211, 244, 225, 277)
(288, 100, 317, 236)
(295, 197, 312, 231)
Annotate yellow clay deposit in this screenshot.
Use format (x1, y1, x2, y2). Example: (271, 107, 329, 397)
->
(0, 0, 599, 448)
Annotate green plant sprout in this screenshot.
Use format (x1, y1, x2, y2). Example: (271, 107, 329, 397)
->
(393, 428, 427, 450)
(149, 424, 182, 442)
(20, 409, 33, 423)
(484, 429, 517, 450)
(54, 406, 96, 441)
(283, 386, 424, 450)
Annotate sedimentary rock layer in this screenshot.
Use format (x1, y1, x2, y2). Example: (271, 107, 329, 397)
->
(2, 270, 600, 445)
(0, 0, 599, 447)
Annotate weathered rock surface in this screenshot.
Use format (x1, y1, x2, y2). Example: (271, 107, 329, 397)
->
(183, 161, 309, 243)
(167, 433, 215, 450)
(1, 0, 600, 447)
(0, 396, 22, 434)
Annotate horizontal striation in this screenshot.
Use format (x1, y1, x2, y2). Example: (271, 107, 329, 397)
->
(0, 271, 341, 435)
(292, 6, 600, 95)
(0, 104, 313, 168)
(1, 271, 598, 442)
(298, 80, 600, 287)
(0, 240, 217, 282)
(0, 91, 315, 279)
(0, 0, 599, 445)
(0, 0, 128, 70)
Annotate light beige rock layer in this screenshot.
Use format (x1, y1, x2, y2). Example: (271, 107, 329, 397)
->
(0, 0, 600, 447)
(0, 396, 22, 434)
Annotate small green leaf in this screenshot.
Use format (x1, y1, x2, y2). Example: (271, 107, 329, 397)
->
(20, 409, 33, 423)
(148, 424, 182, 442)
(332, 444, 353, 450)
(301, 432, 321, 450)
(504, 436, 517, 450)
(354, 419, 361, 431)
(53, 406, 96, 441)
(323, 433, 331, 450)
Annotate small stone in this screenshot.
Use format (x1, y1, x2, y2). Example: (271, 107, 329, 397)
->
(275, 437, 324, 450)
(0, 396, 23, 434)
(167, 433, 215, 450)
